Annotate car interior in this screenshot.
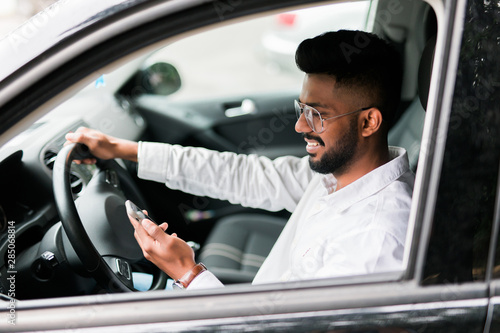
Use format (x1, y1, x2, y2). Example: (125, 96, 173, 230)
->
(0, 0, 438, 299)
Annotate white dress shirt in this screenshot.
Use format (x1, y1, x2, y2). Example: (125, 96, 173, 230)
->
(137, 143, 414, 289)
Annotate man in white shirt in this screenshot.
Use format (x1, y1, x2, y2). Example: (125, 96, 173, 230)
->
(66, 30, 414, 290)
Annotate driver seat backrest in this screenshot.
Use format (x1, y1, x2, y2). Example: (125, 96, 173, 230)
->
(388, 5, 437, 171)
(198, 214, 287, 284)
(388, 34, 436, 172)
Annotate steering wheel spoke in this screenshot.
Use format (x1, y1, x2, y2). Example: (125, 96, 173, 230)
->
(102, 256, 135, 290)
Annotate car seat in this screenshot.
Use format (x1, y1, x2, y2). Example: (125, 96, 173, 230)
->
(388, 35, 435, 172)
(198, 214, 287, 284)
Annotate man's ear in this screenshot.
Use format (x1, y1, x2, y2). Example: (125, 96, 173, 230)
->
(360, 108, 383, 137)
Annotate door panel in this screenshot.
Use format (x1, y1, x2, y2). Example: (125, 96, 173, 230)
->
(136, 91, 304, 158)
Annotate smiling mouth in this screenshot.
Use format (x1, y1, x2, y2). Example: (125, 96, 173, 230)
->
(305, 139, 323, 156)
(303, 133, 324, 146)
(302, 134, 324, 155)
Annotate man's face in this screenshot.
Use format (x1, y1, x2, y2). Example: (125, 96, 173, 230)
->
(295, 73, 361, 175)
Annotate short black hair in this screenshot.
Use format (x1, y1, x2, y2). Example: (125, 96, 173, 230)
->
(295, 30, 403, 124)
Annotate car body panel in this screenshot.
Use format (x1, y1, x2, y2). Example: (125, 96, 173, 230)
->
(5, 279, 488, 331)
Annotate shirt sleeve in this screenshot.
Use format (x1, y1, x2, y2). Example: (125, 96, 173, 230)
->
(186, 270, 224, 290)
(137, 141, 313, 212)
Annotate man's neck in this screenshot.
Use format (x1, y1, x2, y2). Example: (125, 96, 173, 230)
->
(334, 147, 390, 191)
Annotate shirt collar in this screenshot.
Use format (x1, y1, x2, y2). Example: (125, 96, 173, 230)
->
(321, 173, 337, 194)
(319, 146, 411, 212)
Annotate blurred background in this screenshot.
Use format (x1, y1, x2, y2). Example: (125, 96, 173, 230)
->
(0, 0, 57, 37)
(0, 0, 369, 100)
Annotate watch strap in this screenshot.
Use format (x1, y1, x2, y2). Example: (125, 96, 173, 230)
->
(174, 263, 207, 289)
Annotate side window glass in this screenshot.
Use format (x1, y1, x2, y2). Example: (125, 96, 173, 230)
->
(422, 0, 500, 284)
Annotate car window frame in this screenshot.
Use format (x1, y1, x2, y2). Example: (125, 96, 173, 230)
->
(0, 0, 439, 293)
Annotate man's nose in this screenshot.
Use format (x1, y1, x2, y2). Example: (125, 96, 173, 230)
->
(295, 113, 312, 133)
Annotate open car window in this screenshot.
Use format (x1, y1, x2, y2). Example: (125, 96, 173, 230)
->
(0, 0, 437, 298)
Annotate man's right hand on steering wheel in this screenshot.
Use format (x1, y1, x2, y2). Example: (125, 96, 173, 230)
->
(65, 127, 139, 164)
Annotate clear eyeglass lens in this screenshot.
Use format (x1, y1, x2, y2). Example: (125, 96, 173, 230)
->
(309, 108, 323, 133)
(305, 107, 319, 132)
(295, 101, 302, 120)
(295, 101, 323, 133)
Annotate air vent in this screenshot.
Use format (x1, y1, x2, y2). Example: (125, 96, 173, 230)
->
(43, 149, 85, 195)
(70, 172, 84, 194)
(43, 150, 58, 170)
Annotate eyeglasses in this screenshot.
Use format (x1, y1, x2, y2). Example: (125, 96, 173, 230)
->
(295, 100, 372, 134)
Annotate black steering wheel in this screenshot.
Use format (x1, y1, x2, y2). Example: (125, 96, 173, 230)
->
(53, 143, 167, 292)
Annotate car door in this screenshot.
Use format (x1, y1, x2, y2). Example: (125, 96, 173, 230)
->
(465, 0, 500, 331)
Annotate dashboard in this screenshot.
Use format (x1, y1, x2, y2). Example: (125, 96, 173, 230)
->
(0, 87, 146, 298)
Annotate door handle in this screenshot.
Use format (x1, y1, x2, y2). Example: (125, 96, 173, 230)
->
(225, 99, 257, 117)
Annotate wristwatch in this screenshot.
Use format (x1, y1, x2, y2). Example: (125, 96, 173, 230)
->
(173, 263, 207, 289)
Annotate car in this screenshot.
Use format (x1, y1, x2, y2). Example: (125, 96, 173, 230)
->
(0, 0, 498, 331)
(257, 1, 371, 75)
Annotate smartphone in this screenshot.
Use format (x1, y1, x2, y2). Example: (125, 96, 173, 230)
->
(125, 200, 157, 225)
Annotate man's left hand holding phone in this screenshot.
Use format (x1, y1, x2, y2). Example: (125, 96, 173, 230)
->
(124, 200, 197, 283)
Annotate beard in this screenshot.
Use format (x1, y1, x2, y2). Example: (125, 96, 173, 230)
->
(305, 117, 359, 175)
